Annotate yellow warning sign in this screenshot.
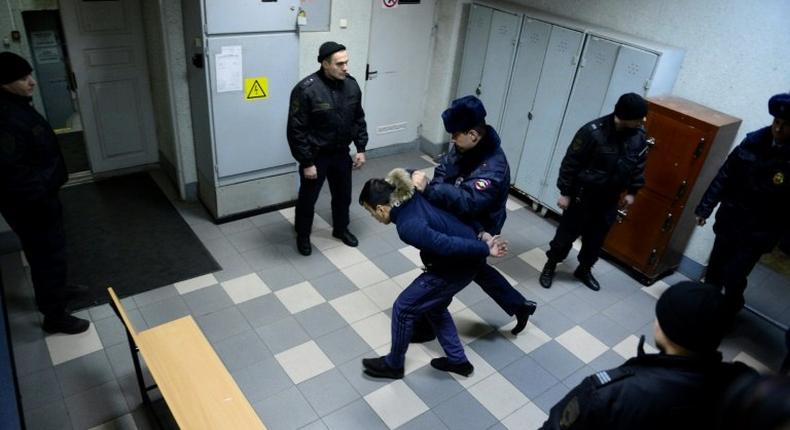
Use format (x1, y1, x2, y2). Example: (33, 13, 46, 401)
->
(244, 76, 269, 101)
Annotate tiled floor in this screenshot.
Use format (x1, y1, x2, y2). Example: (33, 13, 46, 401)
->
(3, 151, 787, 430)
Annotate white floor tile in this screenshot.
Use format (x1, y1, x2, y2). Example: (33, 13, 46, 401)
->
(733, 351, 771, 373)
(275, 281, 326, 314)
(506, 198, 525, 211)
(519, 248, 548, 271)
(311, 229, 344, 251)
(45, 323, 103, 365)
(322, 246, 368, 269)
(341, 261, 389, 288)
(362, 279, 403, 311)
(364, 380, 428, 429)
(555, 326, 608, 364)
(397, 246, 422, 267)
(221, 273, 271, 304)
(174, 273, 218, 295)
(88, 413, 138, 430)
(279, 207, 295, 221)
(313, 214, 332, 231)
(450, 348, 496, 388)
(275, 340, 334, 384)
(329, 290, 380, 324)
(468, 372, 529, 420)
(641, 279, 670, 300)
(502, 402, 548, 430)
(503, 322, 551, 354)
(351, 312, 391, 349)
(453, 308, 494, 345)
(447, 297, 467, 313)
(612, 334, 658, 360)
(391, 268, 423, 288)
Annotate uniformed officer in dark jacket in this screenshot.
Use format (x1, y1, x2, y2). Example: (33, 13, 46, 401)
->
(287, 41, 368, 256)
(541, 281, 756, 430)
(540, 93, 649, 291)
(412, 96, 537, 335)
(695, 93, 790, 316)
(0, 52, 89, 334)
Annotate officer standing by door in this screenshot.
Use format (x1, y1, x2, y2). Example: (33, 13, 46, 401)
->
(539, 93, 649, 291)
(0, 52, 89, 334)
(694, 93, 790, 316)
(287, 42, 368, 256)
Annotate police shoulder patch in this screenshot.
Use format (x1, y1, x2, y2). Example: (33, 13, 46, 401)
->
(300, 77, 315, 89)
(473, 178, 491, 191)
(559, 396, 580, 429)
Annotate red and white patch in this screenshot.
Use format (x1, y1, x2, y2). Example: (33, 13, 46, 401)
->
(474, 179, 491, 191)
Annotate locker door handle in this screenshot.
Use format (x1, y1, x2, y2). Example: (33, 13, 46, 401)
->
(528, 112, 533, 120)
(693, 138, 706, 159)
(366, 64, 378, 81)
(475, 84, 482, 96)
(660, 213, 674, 232)
(675, 181, 688, 199)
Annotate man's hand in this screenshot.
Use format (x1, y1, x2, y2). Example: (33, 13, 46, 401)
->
(696, 216, 707, 226)
(353, 152, 366, 169)
(557, 195, 571, 210)
(485, 234, 509, 258)
(620, 194, 635, 209)
(478, 231, 493, 242)
(412, 170, 429, 191)
(303, 165, 318, 180)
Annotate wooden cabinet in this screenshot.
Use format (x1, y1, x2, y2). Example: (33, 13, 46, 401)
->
(603, 96, 741, 284)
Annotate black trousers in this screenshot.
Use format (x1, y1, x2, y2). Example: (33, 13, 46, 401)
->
(704, 233, 765, 313)
(546, 194, 618, 269)
(1, 194, 69, 316)
(295, 150, 352, 237)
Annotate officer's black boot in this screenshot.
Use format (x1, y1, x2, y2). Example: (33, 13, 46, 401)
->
(430, 357, 474, 377)
(332, 229, 358, 247)
(573, 266, 600, 291)
(296, 235, 312, 256)
(511, 300, 538, 335)
(539, 260, 557, 289)
(43, 313, 90, 335)
(362, 357, 404, 379)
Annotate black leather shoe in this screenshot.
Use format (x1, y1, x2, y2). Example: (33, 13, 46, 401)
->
(574, 267, 600, 291)
(362, 357, 404, 379)
(332, 230, 358, 247)
(430, 357, 474, 377)
(539, 261, 557, 289)
(511, 300, 538, 335)
(43, 314, 90, 335)
(296, 236, 312, 256)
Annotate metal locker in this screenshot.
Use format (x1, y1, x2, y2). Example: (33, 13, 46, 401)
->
(498, 18, 551, 180)
(599, 45, 658, 116)
(477, 10, 521, 128)
(456, 5, 493, 99)
(513, 25, 583, 199)
(204, 0, 300, 35)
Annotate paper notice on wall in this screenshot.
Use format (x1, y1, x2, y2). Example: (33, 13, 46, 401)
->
(215, 46, 243, 93)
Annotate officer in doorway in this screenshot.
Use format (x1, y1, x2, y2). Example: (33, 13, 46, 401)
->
(0, 52, 89, 334)
(694, 93, 790, 317)
(287, 41, 368, 256)
(539, 93, 649, 291)
(541, 281, 756, 430)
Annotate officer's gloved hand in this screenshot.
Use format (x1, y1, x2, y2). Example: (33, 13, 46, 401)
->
(411, 170, 429, 191)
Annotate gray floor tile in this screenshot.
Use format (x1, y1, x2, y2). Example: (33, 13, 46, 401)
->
(433, 391, 497, 430)
(577, 313, 631, 347)
(403, 365, 465, 408)
(527, 304, 576, 338)
(64, 379, 129, 430)
(468, 295, 516, 328)
(369, 251, 416, 277)
(500, 356, 559, 399)
(257, 316, 312, 354)
(258, 220, 297, 244)
(258, 262, 306, 291)
(310, 271, 359, 301)
(562, 365, 595, 389)
(315, 326, 373, 366)
(398, 410, 451, 430)
(24, 399, 73, 430)
(550, 292, 599, 324)
(299, 419, 329, 430)
(12, 339, 53, 377)
(529, 340, 585, 381)
(356, 235, 397, 260)
(137, 295, 190, 328)
(602, 291, 657, 332)
(468, 331, 525, 370)
(202, 236, 239, 259)
(213, 329, 273, 372)
(132, 285, 179, 308)
(104, 342, 151, 382)
(242, 245, 291, 273)
(88, 303, 116, 321)
(218, 218, 257, 236)
(288, 251, 338, 280)
(337, 353, 392, 397)
(294, 303, 348, 339)
(194, 306, 251, 343)
(531, 383, 569, 415)
(55, 350, 116, 397)
(238, 294, 291, 328)
(253, 386, 319, 430)
(190, 221, 224, 242)
(588, 350, 627, 372)
(491, 257, 539, 282)
(93, 315, 125, 349)
(455, 282, 489, 308)
(297, 368, 360, 417)
(249, 211, 288, 228)
(182, 284, 234, 316)
(322, 399, 388, 430)
(212, 250, 255, 282)
(19, 367, 62, 411)
(233, 358, 294, 403)
(227, 229, 270, 253)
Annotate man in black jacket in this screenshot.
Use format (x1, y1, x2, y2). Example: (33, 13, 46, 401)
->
(694, 93, 790, 316)
(541, 281, 756, 430)
(539, 93, 649, 291)
(287, 42, 368, 256)
(0, 52, 88, 334)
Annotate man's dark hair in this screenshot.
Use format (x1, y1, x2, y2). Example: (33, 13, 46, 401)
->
(359, 178, 395, 207)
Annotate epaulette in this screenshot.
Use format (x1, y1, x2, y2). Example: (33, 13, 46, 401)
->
(299, 77, 316, 89)
(592, 368, 632, 388)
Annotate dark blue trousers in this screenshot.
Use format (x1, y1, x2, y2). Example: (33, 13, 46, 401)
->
(474, 263, 526, 315)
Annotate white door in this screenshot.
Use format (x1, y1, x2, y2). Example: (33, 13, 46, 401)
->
(364, 0, 436, 150)
(59, 0, 158, 173)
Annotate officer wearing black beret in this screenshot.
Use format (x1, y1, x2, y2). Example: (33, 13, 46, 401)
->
(540, 93, 650, 291)
(695, 93, 790, 317)
(0, 51, 89, 334)
(541, 282, 756, 430)
(287, 41, 368, 256)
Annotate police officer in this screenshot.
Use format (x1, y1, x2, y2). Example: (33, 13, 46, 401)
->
(287, 41, 368, 256)
(359, 168, 508, 379)
(695, 93, 790, 316)
(412, 96, 537, 335)
(541, 281, 756, 430)
(0, 52, 89, 334)
(540, 93, 649, 291)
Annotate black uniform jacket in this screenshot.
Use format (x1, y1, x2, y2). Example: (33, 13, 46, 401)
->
(541, 338, 756, 430)
(0, 90, 66, 208)
(287, 69, 368, 168)
(557, 114, 648, 198)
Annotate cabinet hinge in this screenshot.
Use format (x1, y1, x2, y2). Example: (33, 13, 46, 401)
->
(644, 79, 652, 90)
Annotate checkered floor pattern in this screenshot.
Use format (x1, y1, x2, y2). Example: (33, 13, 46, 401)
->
(3, 152, 785, 430)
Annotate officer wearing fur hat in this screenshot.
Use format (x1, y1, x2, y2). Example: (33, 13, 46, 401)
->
(541, 282, 756, 430)
(695, 93, 790, 316)
(0, 51, 89, 334)
(540, 93, 650, 291)
(358, 168, 509, 379)
(287, 41, 368, 256)
(411, 95, 537, 336)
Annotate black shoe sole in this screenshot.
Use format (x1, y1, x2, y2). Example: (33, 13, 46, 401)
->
(511, 302, 538, 335)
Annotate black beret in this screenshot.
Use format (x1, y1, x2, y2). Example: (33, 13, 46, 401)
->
(768, 93, 790, 120)
(656, 281, 727, 353)
(317, 41, 346, 63)
(442, 95, 487, 133)
(614, 92, 648, 121)
(0, 52, 33, 85)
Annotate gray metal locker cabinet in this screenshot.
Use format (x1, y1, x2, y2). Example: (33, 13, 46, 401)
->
(511, 25, 583, 198)
(541, 41, 657, 212)
(456, 5, 493, 98)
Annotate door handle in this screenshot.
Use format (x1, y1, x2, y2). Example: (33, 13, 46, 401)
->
(192, 53, 204, 69)
(475, 84, 482, 96)
(366, 64, 378, 80)
(693, 138, 705, 159)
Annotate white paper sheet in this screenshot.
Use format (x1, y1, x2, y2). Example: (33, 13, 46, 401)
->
(215, 46, 243, 93)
